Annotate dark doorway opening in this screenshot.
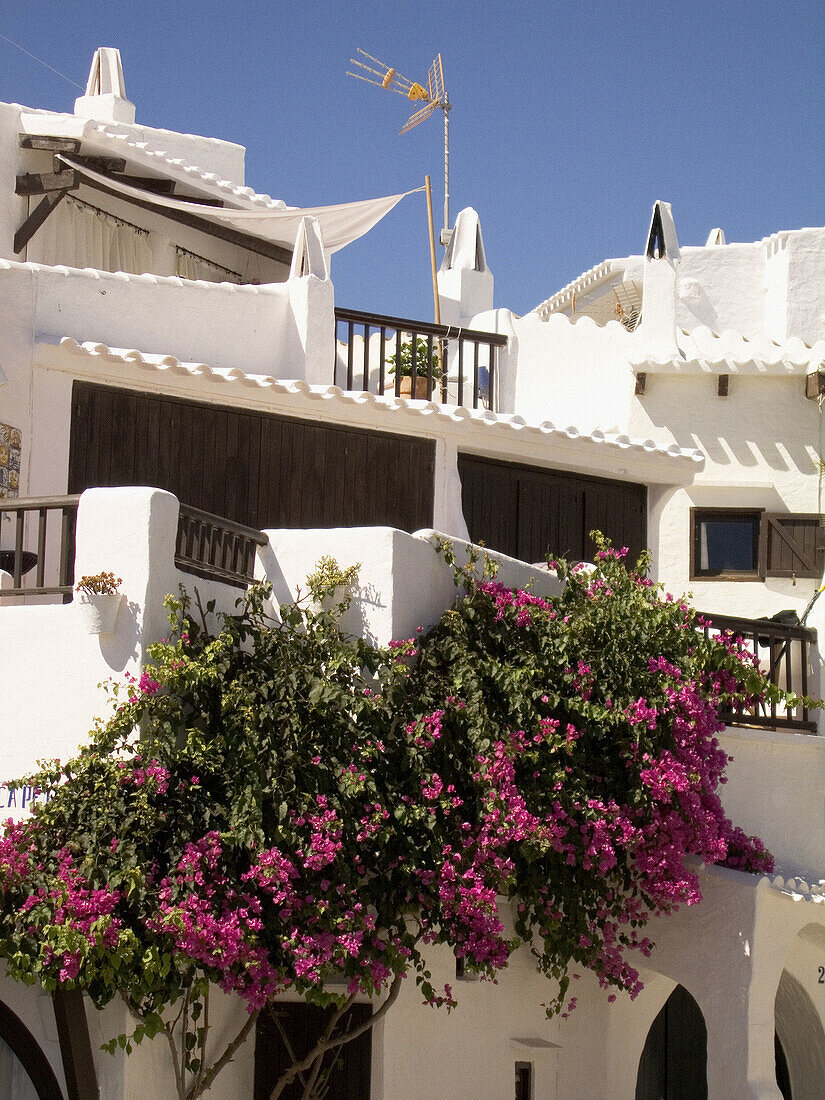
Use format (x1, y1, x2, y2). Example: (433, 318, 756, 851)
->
(254, 1001, 372, 1100)
(635, 985, 708, 1100)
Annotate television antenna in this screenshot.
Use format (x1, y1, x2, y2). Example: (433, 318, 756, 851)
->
(347, 49, 453, 248)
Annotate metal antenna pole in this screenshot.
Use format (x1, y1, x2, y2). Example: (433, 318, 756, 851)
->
(442, 97, 452, 247)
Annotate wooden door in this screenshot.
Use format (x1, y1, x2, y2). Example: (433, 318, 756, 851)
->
(68, 382, 435, 533)
(457, 452, 647, 565)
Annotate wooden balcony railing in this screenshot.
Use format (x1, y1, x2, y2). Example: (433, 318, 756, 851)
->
(699, 611, 818, 733)
(0, 495, 79, 599)
(335, 307, 508, 410)
(175, 504, 267, 589)
(0, 495, 267, 599)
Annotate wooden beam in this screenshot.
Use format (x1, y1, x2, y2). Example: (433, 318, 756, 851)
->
(634, 371, 647, 396)
(106, 174, 176, 194)
(18, 134, 80, 153)
(14, 189, 70, 253)
(163, 192, 225, 207)
(72, 154, 127, 173)
(49, 155, 223, 205)
(77, 171, 292, 265)
(717, 374, 729, 397)
(53, 987, 100, 1100)
(16, 169, 78, 196)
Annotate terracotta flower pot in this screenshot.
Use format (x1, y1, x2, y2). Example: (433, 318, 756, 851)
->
(398, 377, 432, 399)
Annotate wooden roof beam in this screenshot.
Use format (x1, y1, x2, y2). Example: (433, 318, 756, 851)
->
(14, 189, 72, 253)
(18, 134, 80, 153)
(16, 169, 79, 197)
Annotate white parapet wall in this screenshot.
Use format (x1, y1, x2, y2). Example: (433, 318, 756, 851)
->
(0, 258, 329, 379)
(259, 525, 564, 647)
(0, 486, 250, 813)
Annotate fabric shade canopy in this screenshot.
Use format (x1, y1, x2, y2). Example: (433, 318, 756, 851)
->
(57, 155, 420, 255)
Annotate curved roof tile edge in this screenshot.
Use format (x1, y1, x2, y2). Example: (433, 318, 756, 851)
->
(14, 105, 275, 211)
(0, 257, 287, 294)
(766, 873, 825, 900)
(533, 260, 623, 318)
(631, 354, 818, 375)
(43, 337, 705, 468)
(89, 124, 286, 210)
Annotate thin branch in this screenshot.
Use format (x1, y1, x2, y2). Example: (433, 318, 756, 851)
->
(297, 995, 356, 1100)
(163, 1021, 185, 1100)
(186, 1009, 259, 1100)
(193, 588, 211, 634)
(119, 990, 146, 1025)
(269, 974, 404, 1100)
(193, 986, 210, 1097)
(299, 1052, 325, 1100)
(180, 986, 190, 1093)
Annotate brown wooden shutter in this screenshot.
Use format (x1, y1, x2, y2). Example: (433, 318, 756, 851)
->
(760, 513, 825, 579)
(457, 452, 647, 566)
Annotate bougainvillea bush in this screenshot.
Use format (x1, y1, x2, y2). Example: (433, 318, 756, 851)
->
(0, 539, 784, 1099)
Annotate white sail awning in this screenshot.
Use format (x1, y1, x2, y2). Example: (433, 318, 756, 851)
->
(56, 154, 421, 255)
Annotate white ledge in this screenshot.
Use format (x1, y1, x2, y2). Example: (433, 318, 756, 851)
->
(36, 337, 706, 480)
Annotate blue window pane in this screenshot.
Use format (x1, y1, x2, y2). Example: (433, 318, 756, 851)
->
(696, 514, 759, 573)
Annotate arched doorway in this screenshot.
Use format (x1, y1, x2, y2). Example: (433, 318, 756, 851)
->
(634, 975, 816, 1100)
(635, 984, 708, 1100)
(0, 998, 62, 1100)
(773, 967, 825, 1100)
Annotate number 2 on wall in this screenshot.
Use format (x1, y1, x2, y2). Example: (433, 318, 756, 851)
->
(818, 966, 824, 984)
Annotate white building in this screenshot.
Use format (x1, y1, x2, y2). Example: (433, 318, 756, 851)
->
(1, 47, 825, 1100)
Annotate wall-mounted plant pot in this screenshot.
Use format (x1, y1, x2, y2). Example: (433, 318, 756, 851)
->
(77, 592, 123, 635)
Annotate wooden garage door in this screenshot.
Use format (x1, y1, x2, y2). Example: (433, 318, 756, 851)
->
(68, 382, 435, 533)
(457, 453, 647, 564)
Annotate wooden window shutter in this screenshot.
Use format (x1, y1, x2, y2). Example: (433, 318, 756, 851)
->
(760, 513, 825, 579)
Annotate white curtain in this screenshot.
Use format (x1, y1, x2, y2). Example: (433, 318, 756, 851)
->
(175, 250, 241, 283)
(26, 197, 154, 275)
(699, 521, 709, 571)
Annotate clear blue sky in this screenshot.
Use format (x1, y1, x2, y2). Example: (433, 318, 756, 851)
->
(2, 1, 823, 320)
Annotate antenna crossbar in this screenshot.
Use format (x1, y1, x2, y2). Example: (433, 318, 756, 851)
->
(347, 47, 453, 244)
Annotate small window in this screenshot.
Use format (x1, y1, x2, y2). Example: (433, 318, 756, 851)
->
(691, 510, 761, 578)
(515, 1061, 533, 1100)
(454, 954, 479, 982)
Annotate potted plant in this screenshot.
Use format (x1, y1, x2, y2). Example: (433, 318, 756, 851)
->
(75, 571, 123, 635)
(388, 336, 444, 399)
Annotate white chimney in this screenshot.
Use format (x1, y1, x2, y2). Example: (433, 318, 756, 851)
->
(74, 48, 136, 125)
